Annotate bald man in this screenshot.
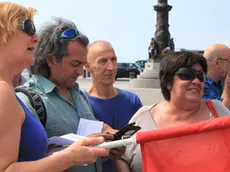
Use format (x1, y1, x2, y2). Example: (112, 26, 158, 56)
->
(84, 40, 142, 172)
(203, 43, 230, 109)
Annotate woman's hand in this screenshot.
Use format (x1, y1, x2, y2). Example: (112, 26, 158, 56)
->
(88, 132, 126, 160)
(63, 137, 109, 166)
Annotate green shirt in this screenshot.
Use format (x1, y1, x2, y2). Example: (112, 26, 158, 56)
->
(16, 75, 101, 172)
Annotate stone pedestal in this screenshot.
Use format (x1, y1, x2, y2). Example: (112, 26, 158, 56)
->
(130, 61, 160, 88)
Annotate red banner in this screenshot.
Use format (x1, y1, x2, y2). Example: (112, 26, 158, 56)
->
(136, 116, 230, 172)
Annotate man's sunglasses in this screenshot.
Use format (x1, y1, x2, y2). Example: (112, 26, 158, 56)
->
(217, 58, 230, 63)
(18, 19, 36, 36)
(59, 28, 79, 40)
(175, 68, 205, 82)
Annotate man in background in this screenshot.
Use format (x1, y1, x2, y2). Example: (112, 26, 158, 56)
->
(85, 40, 142, 172)
(203, 43, 230, 109)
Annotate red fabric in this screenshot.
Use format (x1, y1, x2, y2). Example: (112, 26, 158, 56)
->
(136, 116, 230, 172)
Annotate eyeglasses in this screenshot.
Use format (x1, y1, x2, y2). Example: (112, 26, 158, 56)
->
(18, 19, 36, 36)
(217, 58, 230, 63)
(175, 68, 205, 82)
(59, 28, 79, 40)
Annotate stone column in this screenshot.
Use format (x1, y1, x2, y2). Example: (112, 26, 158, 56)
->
(130, 0, 174, 88)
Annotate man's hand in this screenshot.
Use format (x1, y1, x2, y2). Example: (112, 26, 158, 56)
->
(88, 133, 114, 141)
(222, 67, 230, 109)
(225, 68, 230, 86)
(88, 122, 126, 161)
(103, 123, 118, 134)
(109, 146, 126, 160)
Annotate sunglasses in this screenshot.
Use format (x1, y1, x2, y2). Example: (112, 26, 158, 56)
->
(59, 28, 79, 40)
(175, 68, 205, 82)
(18, 19, 36, 36)
(217, 58, 230, 63)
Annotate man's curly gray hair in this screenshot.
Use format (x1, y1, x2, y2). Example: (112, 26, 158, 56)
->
(30, 17, 89, 78)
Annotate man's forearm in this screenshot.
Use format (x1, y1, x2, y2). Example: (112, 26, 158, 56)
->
(113, 159, 130, 172)
(221, 72, 230, 109)
(222, 92, 230, 109)
(221, 84, 230, 109)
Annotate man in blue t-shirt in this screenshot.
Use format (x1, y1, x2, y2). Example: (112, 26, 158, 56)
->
(202, 44, 230, 109)
(84, 40, 142, 172)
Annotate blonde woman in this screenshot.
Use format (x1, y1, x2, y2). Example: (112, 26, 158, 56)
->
(0, 2, 108, 171)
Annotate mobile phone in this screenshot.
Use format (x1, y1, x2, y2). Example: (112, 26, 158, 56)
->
(112, 122, 141, 141)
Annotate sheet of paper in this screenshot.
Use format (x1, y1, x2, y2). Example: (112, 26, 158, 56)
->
(48, 133, 86, 146)
(47, 147, 65, 156)
(77, 118, 103, 136)
(47, 133, 88, 166)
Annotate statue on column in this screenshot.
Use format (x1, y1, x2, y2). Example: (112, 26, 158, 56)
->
(162, 38, 175, 57)
(168, 38, 175, 51)
(148, 38, 160, 61)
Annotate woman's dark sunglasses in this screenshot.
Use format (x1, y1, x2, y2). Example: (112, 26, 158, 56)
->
(18, 19, 36, 36)
(175, 68, 205, 82)
(59, 28, 79, 40)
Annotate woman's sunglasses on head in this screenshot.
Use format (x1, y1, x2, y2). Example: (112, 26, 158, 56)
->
(18, 19, 36, 36)
(175, 68, 205, 82)
(59, 28, 79, 40)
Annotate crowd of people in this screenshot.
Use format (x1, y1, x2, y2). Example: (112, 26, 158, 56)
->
(1, 2, 230, 172)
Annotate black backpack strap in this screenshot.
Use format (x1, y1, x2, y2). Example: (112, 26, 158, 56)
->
(15, 86, 47, 127)
(78, 89, 90, 105)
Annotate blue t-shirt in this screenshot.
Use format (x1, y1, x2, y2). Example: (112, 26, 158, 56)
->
(84, 88, 143, 130)
(17, 95, 48, 161)
(84, 88, 142, 172)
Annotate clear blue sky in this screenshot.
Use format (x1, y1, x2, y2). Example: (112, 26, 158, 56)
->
(8, 0, 230, 62)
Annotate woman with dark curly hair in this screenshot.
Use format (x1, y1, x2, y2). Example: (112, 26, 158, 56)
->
(120, 51, 230, 172)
